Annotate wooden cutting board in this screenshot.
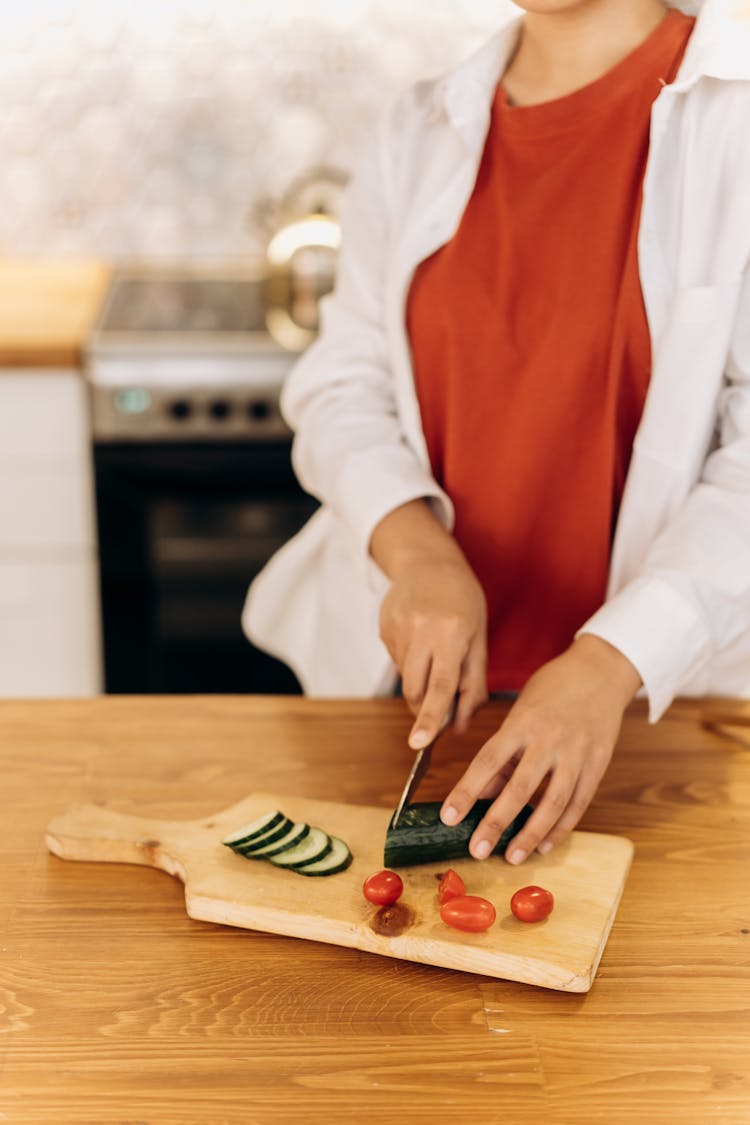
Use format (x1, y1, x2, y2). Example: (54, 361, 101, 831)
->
(45, 791, 633, 993)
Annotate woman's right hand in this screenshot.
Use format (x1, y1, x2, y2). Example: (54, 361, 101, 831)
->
(370, 500, 489, 747)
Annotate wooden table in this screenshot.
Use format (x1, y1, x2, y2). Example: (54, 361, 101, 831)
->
(2, 696, 749, 1123)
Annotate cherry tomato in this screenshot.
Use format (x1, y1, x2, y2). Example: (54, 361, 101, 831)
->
(440, 895, 496, 933)
(510, 885, 554, 923)
(363, 869, 404, 907)
(437, 868, 466, 905)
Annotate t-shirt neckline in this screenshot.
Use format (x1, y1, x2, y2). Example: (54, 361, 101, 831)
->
(496, 8, 693, 136)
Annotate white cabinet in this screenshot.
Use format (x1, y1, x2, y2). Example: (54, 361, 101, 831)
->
(0, 370, 101, 695)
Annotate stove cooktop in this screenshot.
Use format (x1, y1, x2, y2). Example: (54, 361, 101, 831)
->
(86, 269, 299, 443)
(99, 275, 268, 335)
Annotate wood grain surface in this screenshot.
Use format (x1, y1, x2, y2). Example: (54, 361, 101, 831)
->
(44, 791, 632, 992)
(1, 695, 749, 1124)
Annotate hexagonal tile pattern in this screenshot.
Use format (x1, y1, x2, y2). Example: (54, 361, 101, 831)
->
(0, 1, 512, 260)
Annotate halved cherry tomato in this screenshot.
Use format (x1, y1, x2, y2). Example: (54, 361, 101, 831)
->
(363, 869, 404, 907)
(440, 895, 496, 933)
(510, 885, 554, 923)
(437, 868, 466, 905)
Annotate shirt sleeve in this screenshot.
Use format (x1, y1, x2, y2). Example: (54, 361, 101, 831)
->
(578, 269, 750, 720)
(280, 92, 454, 585)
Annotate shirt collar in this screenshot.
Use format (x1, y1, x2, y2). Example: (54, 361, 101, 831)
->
(429, 17, 522, 149)
(671, 0, 750, 85)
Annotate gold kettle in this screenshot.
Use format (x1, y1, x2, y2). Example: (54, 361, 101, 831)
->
(259, 166, 348, 351)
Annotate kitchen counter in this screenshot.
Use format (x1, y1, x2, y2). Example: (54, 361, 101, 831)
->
(2, 695, 749, 1123)
(0, 259, 110, 367)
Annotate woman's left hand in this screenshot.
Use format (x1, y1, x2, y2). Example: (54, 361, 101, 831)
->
(440, 635, 642, 863)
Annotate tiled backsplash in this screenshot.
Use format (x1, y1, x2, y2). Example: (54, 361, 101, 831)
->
(0, 0, 514, 263)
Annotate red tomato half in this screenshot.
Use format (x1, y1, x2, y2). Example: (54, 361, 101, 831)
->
(363, 869, 404, 907)
(437, 868, 466, 905)
(510, 885, 554, 923)
(440, 895, 496, 933)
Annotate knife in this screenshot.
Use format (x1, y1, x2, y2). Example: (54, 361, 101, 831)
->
(392, 709, 453, 829)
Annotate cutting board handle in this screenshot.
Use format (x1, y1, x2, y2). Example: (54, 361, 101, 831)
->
(45, 802, 190, 880)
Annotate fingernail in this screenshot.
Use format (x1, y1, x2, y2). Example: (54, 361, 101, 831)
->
(473, 839, 492, 860)
(508, 848, 526, 865)
(441, 805, 458, 825)
(409, 729, 430, 750)
(537, 841, 553, 856)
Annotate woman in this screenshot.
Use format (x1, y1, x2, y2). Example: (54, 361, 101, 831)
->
(245, 0, 750, 865)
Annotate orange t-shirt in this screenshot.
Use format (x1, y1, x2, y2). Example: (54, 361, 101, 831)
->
(406, 10, 694, 691)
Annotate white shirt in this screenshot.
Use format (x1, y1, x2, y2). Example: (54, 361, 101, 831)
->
(244, 0, 750, 720)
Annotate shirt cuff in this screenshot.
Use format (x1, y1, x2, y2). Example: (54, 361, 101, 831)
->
(332, 445, 455, 591)
(576, 575, 713, 721)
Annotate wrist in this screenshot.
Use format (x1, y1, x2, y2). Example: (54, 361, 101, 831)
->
(370, 498, 466, 580)
(571, 633, 642, 707)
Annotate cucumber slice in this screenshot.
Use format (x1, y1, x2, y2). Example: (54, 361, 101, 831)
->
(298, 836, 352, 876)
(240, 821, 310, 858)
(224, 814, 293, 854)
(222, 810, 285, 849)
(384, 800, 534, 868)
(268, 827, 332, 869)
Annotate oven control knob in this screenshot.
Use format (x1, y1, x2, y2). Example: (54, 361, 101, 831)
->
(169, 399, 193, 420)
(247, 399, 271, 421)
(209, 399, 231, 420)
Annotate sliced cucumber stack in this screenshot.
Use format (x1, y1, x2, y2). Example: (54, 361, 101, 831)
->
(270, 826, 331, 869)
(222, 810, 352, 877)
(298, 836, 352, 876)
(241, 821, 310, 858)
(231, 815, 294, 853)
(222, 810, 286, 849)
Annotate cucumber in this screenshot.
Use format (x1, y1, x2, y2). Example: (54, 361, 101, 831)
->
(223, 809, 353, 877)
(269, 827, 332, 869)
(384, 800, 534, 868)
(223, 814, 293, 854)
(222, 810, 285, 848)
(238, 821, 310, 858)
(298, 836, 353, 876)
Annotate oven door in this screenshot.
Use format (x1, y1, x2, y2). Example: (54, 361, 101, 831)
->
(94, 440, 317, 693)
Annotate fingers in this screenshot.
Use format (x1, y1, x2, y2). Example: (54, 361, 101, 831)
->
(440, 729, 529, 835)
(492, 766, 579, 864)
(407, 652, 462, 749)
(441, 728, 610, 863)
(404, 632, 487, 749)
(454, 640, 488, 734)
(534, 769, 603, 856)
(400, 643, 432, 717)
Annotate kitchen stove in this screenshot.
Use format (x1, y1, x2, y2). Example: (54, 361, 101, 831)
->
(86, 266, 316, 695)
(87, 267, 297, 441)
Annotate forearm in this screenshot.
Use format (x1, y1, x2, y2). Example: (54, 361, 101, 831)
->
(369, 498, 467, 578)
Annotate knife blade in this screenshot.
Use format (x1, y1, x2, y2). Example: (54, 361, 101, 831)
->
(391, 710, 453, 830)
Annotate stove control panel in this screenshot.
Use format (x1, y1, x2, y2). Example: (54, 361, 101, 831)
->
(85, 269, 304, 443)
(90, 379, 292, 442)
